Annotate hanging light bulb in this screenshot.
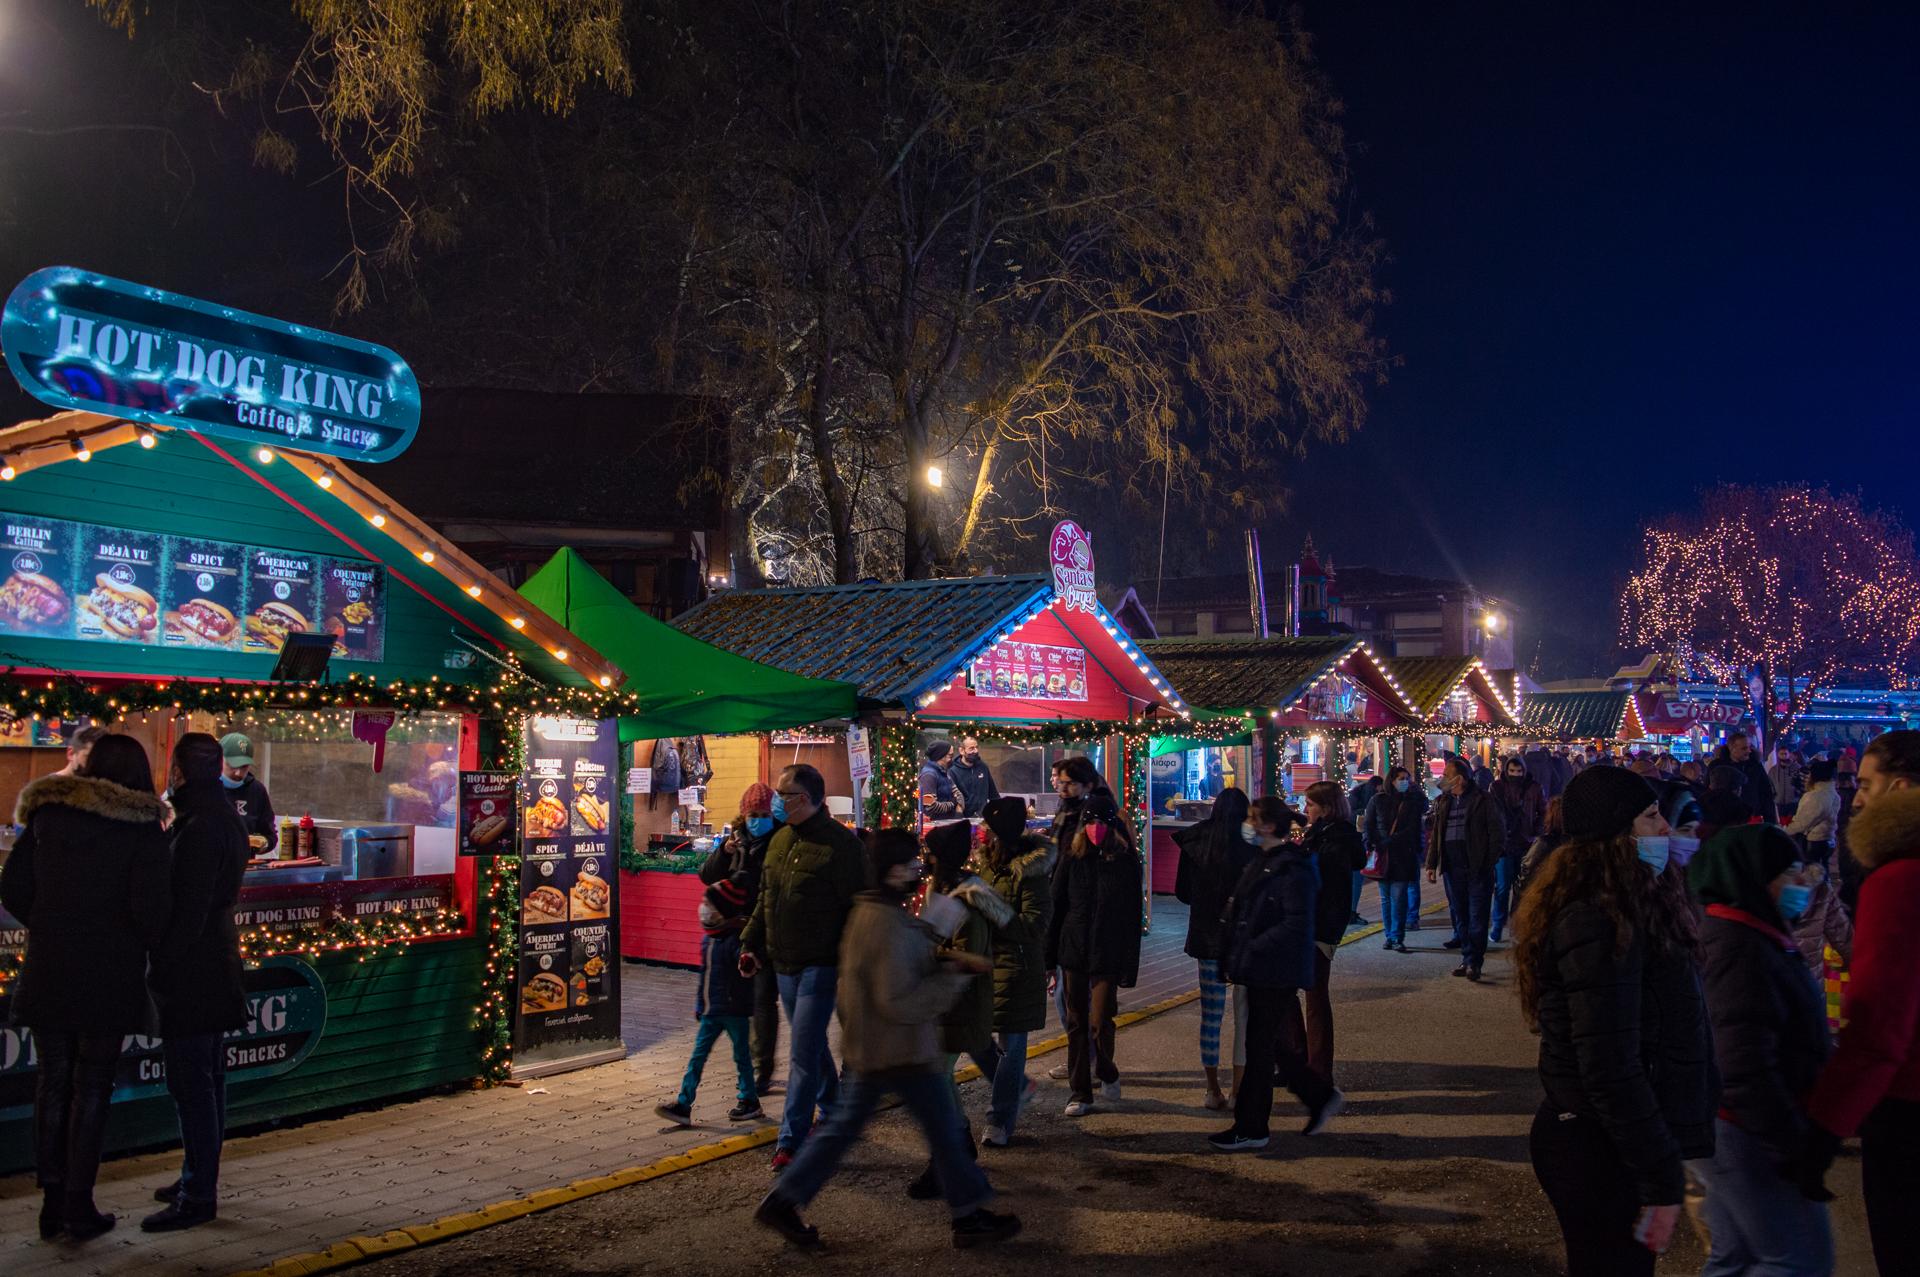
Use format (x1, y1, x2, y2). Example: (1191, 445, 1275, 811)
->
(510, 616, 526, 630)
(466, 584, 483, 599)
(0, 458, 14, 481)
(419, 547, 436, 564)
(136, 427, 157, 449)
(369, 509, 387, 528)
(316, 466, 335, 490)
(69, 436, 91, 462)
(256, 446, 275, 464)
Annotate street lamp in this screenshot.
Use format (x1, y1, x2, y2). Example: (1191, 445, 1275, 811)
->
(925, 463, 944, 488)
(1483, 611, 1503, 633)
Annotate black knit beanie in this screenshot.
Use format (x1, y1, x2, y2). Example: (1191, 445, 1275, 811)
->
(925, 741, 952, 763)
(983, 797, 1028, 847)
(1562, 766, 1659, 842)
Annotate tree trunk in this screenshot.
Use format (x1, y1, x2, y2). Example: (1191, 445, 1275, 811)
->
(804, 327, 858, 584)
(953, 431, 1000, 563)
(902, 403, 937, 579)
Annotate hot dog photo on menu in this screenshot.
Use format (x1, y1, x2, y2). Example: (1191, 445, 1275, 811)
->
(75, 525, 163, 643)
(244, 548, 318, 653)
(0, 515, 75, 640)
(164, 537, 245, 649)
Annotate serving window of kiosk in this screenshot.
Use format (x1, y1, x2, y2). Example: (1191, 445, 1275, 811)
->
(916, 730, 1105, 819)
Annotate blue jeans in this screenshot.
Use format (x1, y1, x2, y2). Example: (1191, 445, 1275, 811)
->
(1349, 870, 1365, 916)
(1382, 881, 1416, 945)
(163, 1032, 228, 1205)
(677, 1015, 754, 1106)
(1491, 854, 1521, 939)
(1442, 856, 1494, 968)
(1688, 1117, 1834, 1276)
(982, 1032, 1031, 1132)
(776, 966, 841, 1148)
(775, 1066, 991, 1218)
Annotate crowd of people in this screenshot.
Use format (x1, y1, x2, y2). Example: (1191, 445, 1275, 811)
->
(10, 721, 1914, 1272)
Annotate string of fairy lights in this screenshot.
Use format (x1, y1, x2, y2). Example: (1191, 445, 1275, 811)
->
(1620, 484, 1920, 730)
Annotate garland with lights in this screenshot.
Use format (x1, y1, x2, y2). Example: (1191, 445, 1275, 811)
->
(0, 668, 648, 727)
(236, 910, 465, 964)
(473, 713, 528, 1082)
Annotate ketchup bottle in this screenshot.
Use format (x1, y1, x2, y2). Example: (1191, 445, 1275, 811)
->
(296, 812, 316, 859)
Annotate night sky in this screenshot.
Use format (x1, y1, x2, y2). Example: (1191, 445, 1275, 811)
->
(1282, 1, 1920, 675)
(1, 3, 1915, 678)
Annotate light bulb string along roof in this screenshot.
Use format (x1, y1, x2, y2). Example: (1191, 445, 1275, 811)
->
(0, 408, 626, 691)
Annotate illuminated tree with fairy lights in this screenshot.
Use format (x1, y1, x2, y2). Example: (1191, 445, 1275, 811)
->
(1620, 484, 1920, 739)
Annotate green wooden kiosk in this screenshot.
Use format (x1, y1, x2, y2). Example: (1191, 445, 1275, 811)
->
(0, 407, 631, 1171)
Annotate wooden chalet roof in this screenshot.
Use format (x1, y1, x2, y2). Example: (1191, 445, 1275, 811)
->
(1518, 690, 1647, 741)
(1140, 636, 1417, 718)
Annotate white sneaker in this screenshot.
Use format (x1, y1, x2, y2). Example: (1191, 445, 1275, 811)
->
(981, 1124, 1010, 1148)
(1048, 1063, 1069, 1081)
(1100, 1080, 1122, 1102)
(1063, 1099, 1093, 1117)
(1303, 1088, 1345, 1136)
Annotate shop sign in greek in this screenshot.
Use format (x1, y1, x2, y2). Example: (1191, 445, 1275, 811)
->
(0, 956, 328, 1121)
(2, 266, 420, 461)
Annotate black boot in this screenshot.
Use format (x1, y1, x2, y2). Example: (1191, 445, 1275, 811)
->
(63, 1193, 115, 1242)
(38, 1186, 62, 1240)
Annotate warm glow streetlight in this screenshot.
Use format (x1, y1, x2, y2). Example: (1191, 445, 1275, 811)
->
(925, 463, 944, 487)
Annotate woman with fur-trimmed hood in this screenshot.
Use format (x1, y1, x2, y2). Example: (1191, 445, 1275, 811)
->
(2, 736, 172, 1242)
(1807, 731, 1920, 1274)
(974, 797, 1056, 1145)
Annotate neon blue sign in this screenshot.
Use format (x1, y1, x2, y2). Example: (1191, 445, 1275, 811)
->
(1, 266, 420, 461)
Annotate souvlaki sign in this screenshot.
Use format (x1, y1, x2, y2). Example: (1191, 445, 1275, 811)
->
(1, 267, 421, 462)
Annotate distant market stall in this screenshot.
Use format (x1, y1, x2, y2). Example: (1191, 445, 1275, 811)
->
(1517, 689, 1649, 747)
(516, 547, 858, 967)
(1139, 636, 1421, 893)
(1389, 655, 1521, 774)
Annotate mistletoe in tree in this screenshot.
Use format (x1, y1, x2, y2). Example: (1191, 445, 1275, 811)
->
(1619, 484, 1920, 739)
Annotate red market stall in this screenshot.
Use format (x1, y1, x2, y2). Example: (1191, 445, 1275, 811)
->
(674, 569, 1202, 892)
(1138, 636, 1420, 892)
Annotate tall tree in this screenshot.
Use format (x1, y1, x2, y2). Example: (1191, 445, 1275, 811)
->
(1619, 484, 1920, 739)
(655, 0, 1386, 581)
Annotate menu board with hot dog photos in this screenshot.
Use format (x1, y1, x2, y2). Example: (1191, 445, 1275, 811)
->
(514, 717, 623, 1067)
(0, 513, 384, 661)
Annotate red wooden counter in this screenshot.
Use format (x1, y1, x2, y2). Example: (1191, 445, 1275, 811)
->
(618, 868, 706, 968)
(1150, 824, 1186, 894)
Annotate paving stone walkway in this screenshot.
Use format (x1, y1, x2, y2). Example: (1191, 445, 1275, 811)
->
(0, 891, 1332, 1275)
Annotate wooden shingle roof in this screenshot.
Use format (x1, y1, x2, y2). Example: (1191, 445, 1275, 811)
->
(1140, 636, 1418, 718)
(1518, 690, 1646, 741)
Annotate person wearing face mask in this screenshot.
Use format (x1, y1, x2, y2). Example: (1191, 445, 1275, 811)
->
(702, 783, 782, 1094)
(1045, 791, 1142, 1116)
(1295, 782, 1364, 1087)
(739, 764, 868, 1172)
(1043, 755, 1109, 1080)
(1788, 856, 1852, 988)
(216, 733, 277, 854)
(1489, 757, 1544, 946)
(1511, 765, 1715, 1277)
(1210, 795, 1341, 1150)
(1685, 825, 1835, 1276)
(754, 829, 1021, 1251)
(1364, 767, 1426, 952)
(1424, 759, 1506, 980)
(1805, 730, 1920, 1273)
(1173, 787, 1256, 1111)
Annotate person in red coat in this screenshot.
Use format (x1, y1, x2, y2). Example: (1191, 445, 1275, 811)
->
(1805, 730, 1920, 1274)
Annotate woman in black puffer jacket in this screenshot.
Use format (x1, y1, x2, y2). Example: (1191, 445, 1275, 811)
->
(1511, 766, 1716, 1277)
(2, 736, 172, 1242)
(1174, 787, 1255, 1110)
(1296, 782, 1364, 1087)
(1045, 792, 1141, 1116)
(1686, 824, 1835, 1275)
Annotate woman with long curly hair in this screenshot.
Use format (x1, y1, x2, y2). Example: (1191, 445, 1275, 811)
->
(1511, 767, 1716, 1276)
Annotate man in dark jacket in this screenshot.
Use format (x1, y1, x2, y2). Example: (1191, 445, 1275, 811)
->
(1424, 759, 1505, 980)
(1489, 758, 1545, 944)
(947, 736, 1000, 817)
(1523, 742, 1571, 801)
(1716, 732, 1778, 824)
(702, 782, 780, 1094)
(217, 733, 277, 852)
(145, 732, 251, 1232)
(740, 764, 867, 1170)
(918, 742, 962, 819)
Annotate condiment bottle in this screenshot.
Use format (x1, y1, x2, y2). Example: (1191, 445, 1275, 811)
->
(297, 812, 316, 859)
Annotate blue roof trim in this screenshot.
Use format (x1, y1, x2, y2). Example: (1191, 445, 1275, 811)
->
(904, 582, 1056, 705)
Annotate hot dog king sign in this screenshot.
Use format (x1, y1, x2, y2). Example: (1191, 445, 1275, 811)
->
(1, 267, 421, 462)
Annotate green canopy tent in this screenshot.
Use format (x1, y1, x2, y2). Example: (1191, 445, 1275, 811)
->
(518, 548, 858, 741)
(1149, 708, 1254, 756)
